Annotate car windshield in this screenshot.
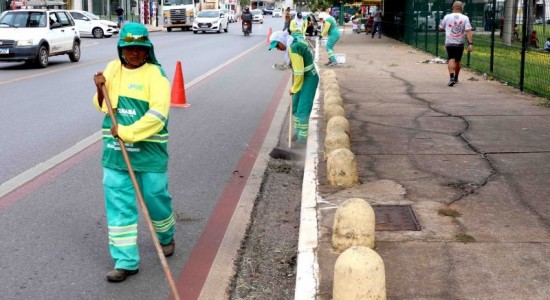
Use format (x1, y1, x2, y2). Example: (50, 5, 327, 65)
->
(0, 11, 47, 28)
(81, 11, 100, 20)
(252, 10, 262, 15)
(198, 11, 219, 18)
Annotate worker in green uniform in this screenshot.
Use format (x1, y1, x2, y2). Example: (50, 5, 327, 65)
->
(289, 11, 307, 39)
(92, 23, 175, 282)
(269, 30, 319, 144)
(320, 13, 340, 66)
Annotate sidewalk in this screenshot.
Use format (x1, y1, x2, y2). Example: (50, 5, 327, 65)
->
(302, 31, 550, 299)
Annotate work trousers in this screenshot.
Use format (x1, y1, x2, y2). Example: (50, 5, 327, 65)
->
(326, 30, 340, 62)
(292, 69, 319, 141)
(103, 167, 175, 270)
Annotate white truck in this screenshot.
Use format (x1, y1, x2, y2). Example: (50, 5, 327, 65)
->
(163, 0, 195, 32)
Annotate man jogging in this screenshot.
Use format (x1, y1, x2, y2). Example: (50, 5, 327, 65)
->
(439, 1, 473, 86)
(269, 31, 319, 144)
(92, 23, 175, 282)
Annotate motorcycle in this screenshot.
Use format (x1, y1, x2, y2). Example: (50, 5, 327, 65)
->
(242, 21, 251, 36)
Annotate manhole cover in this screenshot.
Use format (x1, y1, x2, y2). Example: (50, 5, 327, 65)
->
(373, 205, 421, 231)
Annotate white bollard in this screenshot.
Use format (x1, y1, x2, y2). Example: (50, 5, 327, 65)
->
(324, 88, 340, 100)
(325, 104, 345, 120)
(326, 115, 350, 136)
(324, 94, 344, 108)
(325, 130, 350, 160)
(333, 246, 386, 300)
(327, 148, 358, 187)
(332, 198, 375, 251)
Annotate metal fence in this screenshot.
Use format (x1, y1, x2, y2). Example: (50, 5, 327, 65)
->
(382, 0, 550, 101)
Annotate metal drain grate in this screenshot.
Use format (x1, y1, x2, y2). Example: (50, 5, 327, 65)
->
(373, 205, 421, 231)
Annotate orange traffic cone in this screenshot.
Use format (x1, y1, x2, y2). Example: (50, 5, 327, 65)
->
(171, 61, 190, 108)
(266, 27, 272, 45)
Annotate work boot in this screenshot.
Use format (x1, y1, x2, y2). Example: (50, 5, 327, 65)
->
(162, 239, 175, 257)
(106, 268, 139, 282)
(448, 78, 456, 87)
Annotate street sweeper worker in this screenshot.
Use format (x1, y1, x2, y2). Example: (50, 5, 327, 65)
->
(289, 11, 307, 38)
(269, 30, 319, 144)
(92, 22, 176, 283)
(320, 12, 340, 66)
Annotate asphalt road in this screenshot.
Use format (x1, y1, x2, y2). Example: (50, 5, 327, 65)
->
(0, 17, 289, 299)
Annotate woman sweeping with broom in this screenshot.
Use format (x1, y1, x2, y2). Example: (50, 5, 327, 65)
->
(92, 23, 176, 283)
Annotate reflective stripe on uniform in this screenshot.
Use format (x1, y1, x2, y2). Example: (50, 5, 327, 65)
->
(109, 236, 137, 247)
(146, 109, 167, 124)
(108, 224, 138, 236)
(152, 213, 175, 233)
(102, 131, 169, 143)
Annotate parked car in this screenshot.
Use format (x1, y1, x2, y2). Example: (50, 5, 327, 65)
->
(414, 11, 436, 31)
(251, 9, 264, 24)
(262, 6, 274, 15)
(0, 9, 81, 68)
(221, 9, 236, 23)
(192, 9, 229, 34)
(272, 8, 282, 18)
(69, 10, 118, 38)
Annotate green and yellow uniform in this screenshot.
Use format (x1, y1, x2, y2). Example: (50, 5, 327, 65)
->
(288, 39, 319, 141)
(93, 23, 174, 271)
(322, 15, 340, 63)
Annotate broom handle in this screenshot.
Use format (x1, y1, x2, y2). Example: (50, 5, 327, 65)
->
(288, 97, 293, 148)
(100, 85, 181, 300)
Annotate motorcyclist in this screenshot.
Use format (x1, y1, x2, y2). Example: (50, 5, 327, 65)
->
(241, 7, 253, 33)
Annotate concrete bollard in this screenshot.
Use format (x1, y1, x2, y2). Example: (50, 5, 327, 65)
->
(324, 94, 344, 108)
(323, 69, 337, 79)
(325, 104, 345, 120)
(324, 89, 340, 100)
(327, 148, 358, 187)
(323, 78, 339, 90)
(324, 82, 340, 93)
(333, 246, 386, 300)
(326, 115, 350, 136)
(332, 198, 375, 251)
(325, 130, 350, 160)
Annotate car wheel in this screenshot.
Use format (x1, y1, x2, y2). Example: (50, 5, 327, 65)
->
(193, 30, 197, 34)
(224, 24, 228, 32)
(92, 27, 104, 38)
(167, 27, 172, 32)
(68, 41, 81, 62)
(35, 45, 48, 68)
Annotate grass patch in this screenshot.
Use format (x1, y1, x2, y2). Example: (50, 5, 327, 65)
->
(438, 208, 462, 218)
(455, 233, 476, 243)
(399, 30, 550, 100)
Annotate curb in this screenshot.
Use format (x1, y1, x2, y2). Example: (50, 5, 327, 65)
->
(294, 39, 323, 300)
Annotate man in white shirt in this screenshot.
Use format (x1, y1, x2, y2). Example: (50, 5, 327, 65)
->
(439, 1, 473, 86)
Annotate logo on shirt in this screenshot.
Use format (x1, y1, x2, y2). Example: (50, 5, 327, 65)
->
(448, 20, 464, 38)
(117, 108, 137, 116)
(128, 83, 144, 91)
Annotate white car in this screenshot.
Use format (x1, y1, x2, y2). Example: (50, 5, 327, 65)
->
(222, 9, 236, 23)
(193, 9, 229, 33)
(251, 9, 264, 24)
(69, 10, 119, 38)
(272, 9, 282, 18)
(0, 9, 81, 68)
